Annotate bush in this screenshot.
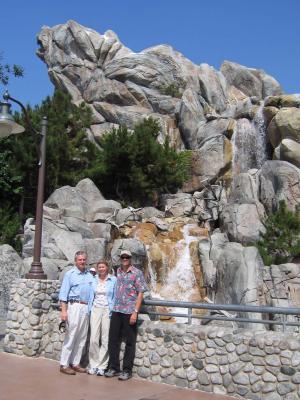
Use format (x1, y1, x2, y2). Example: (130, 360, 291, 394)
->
(257, 201, 300, 265)
(0, 207, 22, 252)
(160, 82, 184, 98)
(89, 118, 191, 206)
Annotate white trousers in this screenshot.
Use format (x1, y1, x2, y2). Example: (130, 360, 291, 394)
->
(60, 303, 89, 367)
(88, 306, 110, 370)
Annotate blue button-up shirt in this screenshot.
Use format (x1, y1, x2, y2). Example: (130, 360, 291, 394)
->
(59, 266, 95, 307)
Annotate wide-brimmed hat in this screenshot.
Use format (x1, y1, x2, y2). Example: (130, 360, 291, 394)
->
(120, 250, 132, 258)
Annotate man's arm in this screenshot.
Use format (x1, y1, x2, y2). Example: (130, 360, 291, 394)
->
(129, 292, 144, 325)
(60, 301, 68, 321)
(59, 272, 71, 321)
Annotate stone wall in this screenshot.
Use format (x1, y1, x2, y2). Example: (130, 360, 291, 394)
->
(4, 279, 300, 399)
(4, 279, 60, 358)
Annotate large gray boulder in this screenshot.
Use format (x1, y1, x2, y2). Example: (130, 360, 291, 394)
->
(159, 193, 193, 217)
(214, 242, 265, 327)
(83, 238, 107, 265)
(22, 218, 67, 259)
(91, 200, 122, 222)
(221, 60, 282, 99)
(259, 160, 300, 212)
(198, 63, 228, 113)
(0, 245, 25, 317)
(262, 263, 300, 331)
(22, 257, 68, 280)
(220, 171, 266, 244)
(182, 136, 232, 192)
(110, 238, 147, 270)
(62, 217, 94, 238)
(177, 88, 205, 149)
(221, 203, 266, 244)
(45, 185, 88, 220)
(267, 107, 300, 148)
(75, 178, 105, 204)
(274, 138, 300, 168)
(53, 230, 85, 262)
(228, 170, 260, 204)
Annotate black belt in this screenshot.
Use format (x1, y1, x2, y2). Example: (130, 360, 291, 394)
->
(68, 299, 88, 305)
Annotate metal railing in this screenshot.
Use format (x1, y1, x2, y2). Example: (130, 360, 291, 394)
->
(51, 294, 300, 331)
(141, 299, 300, 331)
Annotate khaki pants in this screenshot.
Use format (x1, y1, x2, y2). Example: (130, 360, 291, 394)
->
(88, 306, 110, 370)
(60, 303, 89, 367)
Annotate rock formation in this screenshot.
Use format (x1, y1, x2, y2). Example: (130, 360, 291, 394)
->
(2, 20, 300, 326)
(36, 20, 299, 192)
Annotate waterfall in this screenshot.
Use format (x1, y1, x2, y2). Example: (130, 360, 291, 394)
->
(164, 224, 197, 300)
(253, 102, 267, 168)
(232, 118, 257, 175)
(232, 102, 267, 176)
(146, 247, 157, 292)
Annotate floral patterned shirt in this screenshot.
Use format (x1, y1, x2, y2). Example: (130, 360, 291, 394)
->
(112, 265, 148, 314)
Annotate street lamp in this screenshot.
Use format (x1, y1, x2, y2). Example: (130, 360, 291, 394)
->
(0, 90, 47, 279)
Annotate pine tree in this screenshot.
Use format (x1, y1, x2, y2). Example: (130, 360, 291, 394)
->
(257, 201, 300, 265)
(0, 52, 23, 85)
(0, 90, 101, 247)
(90, 117, 191, 206)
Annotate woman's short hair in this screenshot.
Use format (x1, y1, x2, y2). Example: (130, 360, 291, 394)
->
(96, 259, 109, 270)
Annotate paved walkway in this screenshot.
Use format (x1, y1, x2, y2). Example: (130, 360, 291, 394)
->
(0, 352, 234, 400)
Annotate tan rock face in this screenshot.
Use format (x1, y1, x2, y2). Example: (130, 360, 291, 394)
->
(274, 139, 300, 168)
(263, 106, 279, 127)
(182, 137, 232, 192)
(115, 220, 204, 302)
(132, 223, 158, 245)
(267, 107, 300, 148)
(265, 94, 300, 108)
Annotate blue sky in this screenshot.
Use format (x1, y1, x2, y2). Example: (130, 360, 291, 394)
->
(1, 0, 299, 107)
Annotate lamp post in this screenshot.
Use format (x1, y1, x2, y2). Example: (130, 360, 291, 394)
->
(0, 90, 47, 279)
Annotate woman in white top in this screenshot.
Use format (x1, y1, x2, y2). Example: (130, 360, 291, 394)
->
(87, 260, 117, 375)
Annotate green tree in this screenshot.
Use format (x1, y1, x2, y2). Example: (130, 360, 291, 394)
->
(90, 118, 191, 206)
(0, 52, 23, 85)
(0, 90, 101, 246)
(257, 201, 300, 265)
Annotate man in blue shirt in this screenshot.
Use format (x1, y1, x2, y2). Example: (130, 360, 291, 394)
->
(59, 251, 94, 375)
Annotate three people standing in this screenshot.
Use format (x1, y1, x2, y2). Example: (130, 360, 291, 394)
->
(59, 249, 147, 380)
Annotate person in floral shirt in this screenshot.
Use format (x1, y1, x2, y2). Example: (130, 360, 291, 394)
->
(105, 250, 148, 381)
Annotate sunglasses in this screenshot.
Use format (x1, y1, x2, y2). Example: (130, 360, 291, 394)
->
(121, 256, 131, 260)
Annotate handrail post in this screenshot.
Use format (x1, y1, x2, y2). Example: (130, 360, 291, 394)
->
(282, 314, 286, 332)
(188, 307, 192, 325)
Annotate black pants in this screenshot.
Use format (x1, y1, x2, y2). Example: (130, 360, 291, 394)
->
(108, 312, 137, 372)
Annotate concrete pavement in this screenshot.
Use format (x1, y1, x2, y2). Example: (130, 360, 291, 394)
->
(0, 352, 235, 400)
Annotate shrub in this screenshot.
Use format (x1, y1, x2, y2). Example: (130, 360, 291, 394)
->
(89, 118, 191, 206)
(160, 82, 184, 98)
(0, 207, 22, 252)
(257, 201, 300, 265)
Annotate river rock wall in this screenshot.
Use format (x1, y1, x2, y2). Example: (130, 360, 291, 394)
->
(4, 279, 300, 400)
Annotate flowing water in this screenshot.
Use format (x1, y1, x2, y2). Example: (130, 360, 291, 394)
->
(253, 102, 267, 168)
(150, 224, 200, 323)
(232, 102, 267, 176)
